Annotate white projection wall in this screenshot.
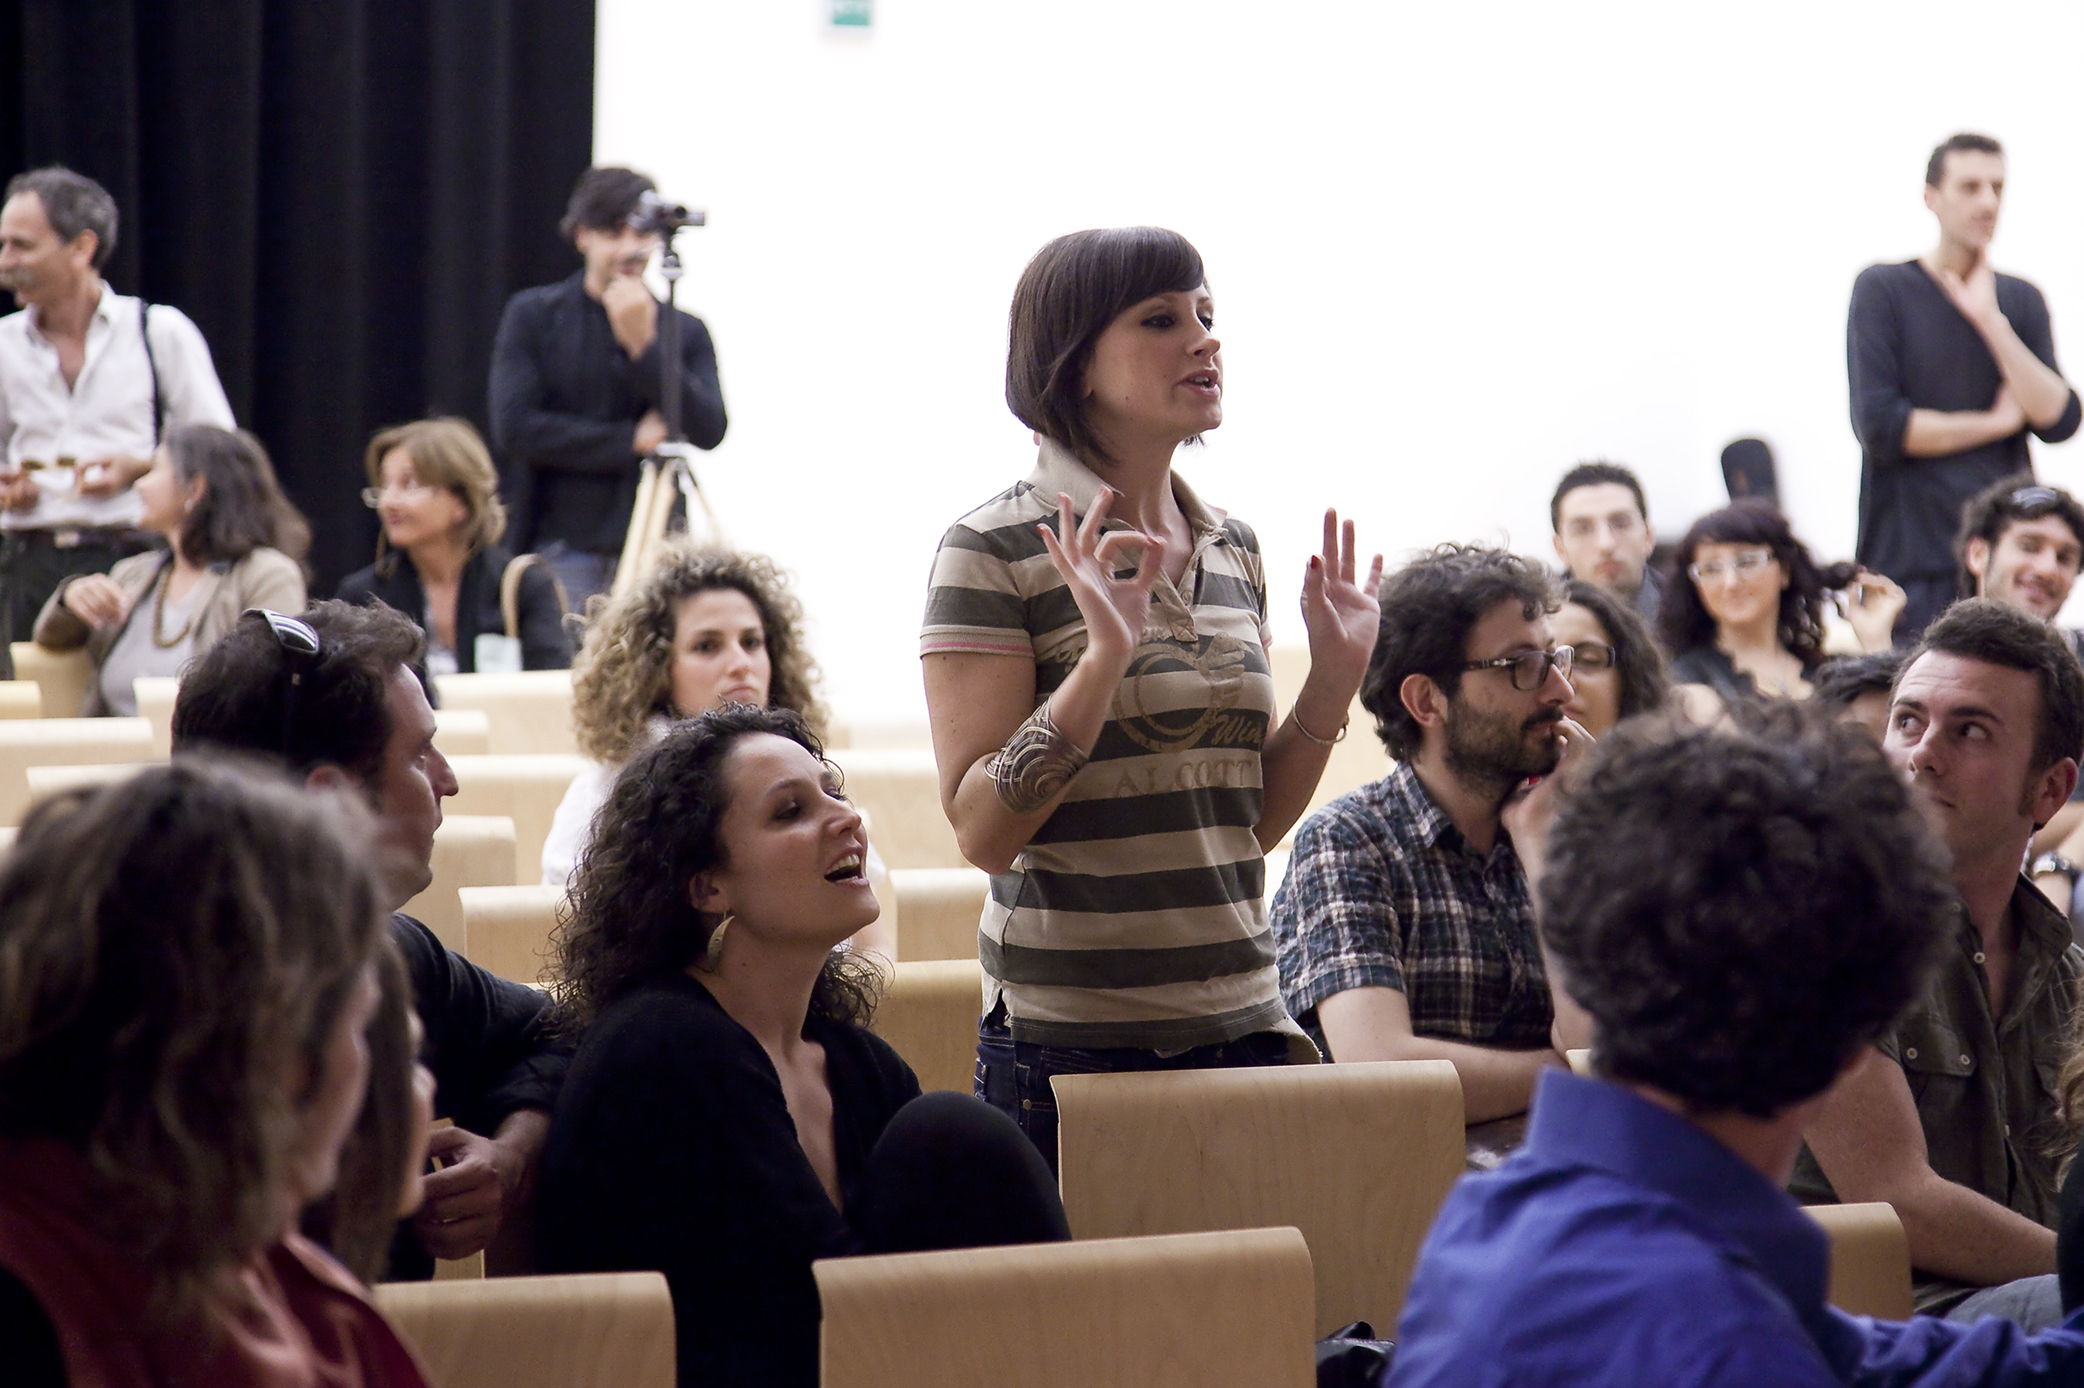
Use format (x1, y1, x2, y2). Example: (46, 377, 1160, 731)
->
(595, 0, 2084, 720)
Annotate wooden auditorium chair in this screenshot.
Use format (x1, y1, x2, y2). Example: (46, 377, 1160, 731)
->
(1053, 1058, 1465, 1335)
(828, 747, 964, 870)
(0, 680, 40, 721)
(1267, 644, 1388, 837)
(459, 883, 566, 986)
(373, 1271, 674, 1388)
(815, 1226, 1316, 1388)
(0, 717, 157, 825)
(446, 753, 589, 885)
(868, 958, 982, 1094)
(887, 866, 988, 962)
(402, 816, 518, 952)
(434, 670, 577, 757)
(10, 642, 91, 717)
(134, 675, 493, 760)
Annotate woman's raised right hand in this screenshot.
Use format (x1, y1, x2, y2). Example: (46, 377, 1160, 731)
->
(60, 574, 130, 630)
(1035, 489, 1166, 665)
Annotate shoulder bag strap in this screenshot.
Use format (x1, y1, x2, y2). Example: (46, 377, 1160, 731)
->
(500, 553, 536, 641)
(138, 301, 165, 445)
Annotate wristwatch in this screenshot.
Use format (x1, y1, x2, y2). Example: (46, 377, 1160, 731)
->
(2030, 851, 2079, 880)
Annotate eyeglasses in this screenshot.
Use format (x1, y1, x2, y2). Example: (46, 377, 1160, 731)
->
(1568, 640, 1616, 671)
(360, 484, 438, 509)
(1462, 646, 1575, 691)
(1687, 548, 1776, 585)
(246, 609, 321, 759)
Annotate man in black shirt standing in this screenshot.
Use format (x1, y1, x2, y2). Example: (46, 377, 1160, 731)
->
(1849, 132, 2080, 641)
(489, 166, 727, 615)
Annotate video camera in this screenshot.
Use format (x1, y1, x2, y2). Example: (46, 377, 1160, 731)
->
(628, 190, 705, 237)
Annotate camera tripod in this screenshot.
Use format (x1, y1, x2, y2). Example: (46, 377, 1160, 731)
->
(612, 198, 717, 600)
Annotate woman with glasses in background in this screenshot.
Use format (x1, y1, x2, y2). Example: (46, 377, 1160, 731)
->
(1550, 578, 1678, 736)
(338, 418, 571, 675)
(1658, 499, 1902, 704)
(32, 424, 308, 716)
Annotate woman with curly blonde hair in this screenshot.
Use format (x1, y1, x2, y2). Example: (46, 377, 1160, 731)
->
(540, 542, 859, 887)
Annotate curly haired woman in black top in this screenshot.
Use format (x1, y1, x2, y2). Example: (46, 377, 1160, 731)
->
(535, 705, 1066, 1388)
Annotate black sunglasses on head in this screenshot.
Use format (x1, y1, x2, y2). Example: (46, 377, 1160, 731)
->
(2009, 485, 2065, 515)
(245, 609, 321, 758)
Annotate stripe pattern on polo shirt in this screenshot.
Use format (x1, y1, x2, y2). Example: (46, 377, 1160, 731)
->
(921, 443, 1291, 1050)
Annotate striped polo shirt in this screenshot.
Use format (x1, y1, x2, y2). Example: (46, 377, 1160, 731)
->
(921, 442, 1302, 1051)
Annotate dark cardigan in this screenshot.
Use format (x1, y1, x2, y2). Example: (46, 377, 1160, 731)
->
(336, 543, 571, 672)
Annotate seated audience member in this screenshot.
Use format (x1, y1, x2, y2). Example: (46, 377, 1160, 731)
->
(1661, 499, 1902, 704)
(540, 542, 892, 954)
(1954, 475, 2084, 872)
(338, 418, 571, 675)
(1550, 461, 1664, 624)
(1551, 577, 1672, 737)
(1794, 599, 2084, 1328)
(172, 600, 568, 1277)
(0, 761, 430, 1388)
(1811, 648, 1910, 742)
(534, 705, 1069, 1388)
(32, 424, 306, 715)
(1388, 705, 2084, 1386)
(2066, 1039, 2084, 1314)
(1269, 545, 1570, 1120)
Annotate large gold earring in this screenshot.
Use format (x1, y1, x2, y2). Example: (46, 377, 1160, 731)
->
(700, 914, 734, 972)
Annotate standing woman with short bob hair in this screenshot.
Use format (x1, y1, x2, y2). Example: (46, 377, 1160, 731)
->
(338, 417, 571, 675)
(922, 227, 1381, 1166)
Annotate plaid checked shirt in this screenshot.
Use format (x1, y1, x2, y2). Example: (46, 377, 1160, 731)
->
(1269, 761, 1553, 1054)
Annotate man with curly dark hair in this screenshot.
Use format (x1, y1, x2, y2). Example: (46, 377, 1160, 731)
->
(1268, 544, 1575, 1120)
(1794, 599, 2084, 1329)
(1389, 705, 2084, 1385)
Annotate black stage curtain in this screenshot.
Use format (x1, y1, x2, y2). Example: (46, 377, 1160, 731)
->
(0, 0, 596, 590)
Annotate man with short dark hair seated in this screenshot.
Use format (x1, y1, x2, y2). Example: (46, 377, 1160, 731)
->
(172, 599, 566, 1276)
(1269, 545, 1571, 1120)
(1388, 703, 2084, 1385)
(1795, 599, 2083, 1329)
(1813, 649, 1909, 742)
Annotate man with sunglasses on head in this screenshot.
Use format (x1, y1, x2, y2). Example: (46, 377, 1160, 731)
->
(1269, 545, 1578, 1120)
(1850, 133, 2080, 642)
(169, 600, 566, 1279)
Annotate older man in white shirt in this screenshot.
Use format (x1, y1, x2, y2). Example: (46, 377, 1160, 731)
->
(0, 167, 233, 674)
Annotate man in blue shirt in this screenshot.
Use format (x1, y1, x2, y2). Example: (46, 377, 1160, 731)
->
(1388, 702, 2084, 1386)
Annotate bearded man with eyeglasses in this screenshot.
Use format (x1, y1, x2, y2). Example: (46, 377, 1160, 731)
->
(1269, 545, 1582, 1121)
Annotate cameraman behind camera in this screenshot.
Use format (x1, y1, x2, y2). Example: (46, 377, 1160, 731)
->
(489, 166, 727, 615)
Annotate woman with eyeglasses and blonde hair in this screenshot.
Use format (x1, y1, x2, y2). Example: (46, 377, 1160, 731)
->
(32, 424, 308, 716)
(1659, 499, 1903, 704)
(338, 417, 571, 675)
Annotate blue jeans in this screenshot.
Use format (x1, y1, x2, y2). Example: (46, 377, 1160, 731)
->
(975, 1005, 1292, 1176)
(1943, 1274, 2064, 1331)
(537, 540, 618, 622)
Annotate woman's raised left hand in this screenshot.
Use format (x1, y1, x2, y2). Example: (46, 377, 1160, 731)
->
(1299, 509, 1384, 701)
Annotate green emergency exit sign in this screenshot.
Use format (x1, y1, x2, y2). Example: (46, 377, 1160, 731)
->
(832, 0, 872, 25)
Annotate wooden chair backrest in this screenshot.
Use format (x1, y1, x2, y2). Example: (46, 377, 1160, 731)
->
(828, 748, 964, 870)
(434, 670, 577, 757)
(0, 717, 157, 825)
(887, 866, 987, 961)
(446, 753, 589, 886)
(815, 1227, 1315, 1388)
(868, 958, 982, 1094)
(402, 816, 518, 951)
(11, 643, 92, 718)
(373, 1270, 674, 1388)
(0, 680, 44, 721)
(1805, 1202, 1914, 1320)
(1055, 1058, 1464, 1335)
(459, 883, 566, 985)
